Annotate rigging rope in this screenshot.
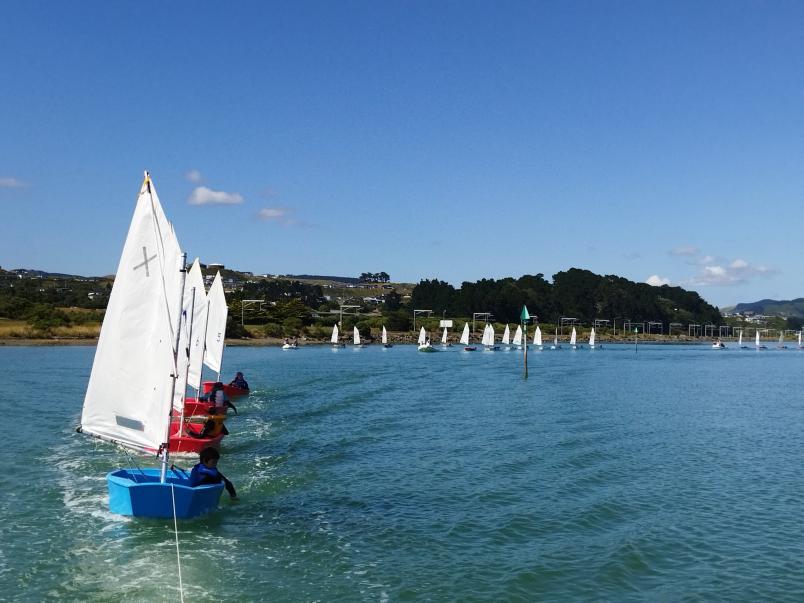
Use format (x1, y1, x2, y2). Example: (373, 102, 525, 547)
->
(171, 482, 185, 603)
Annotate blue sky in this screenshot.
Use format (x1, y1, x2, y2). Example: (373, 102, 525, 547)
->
(1, 1, 803, 308)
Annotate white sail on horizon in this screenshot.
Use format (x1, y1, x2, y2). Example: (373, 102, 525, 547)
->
(353, 326, 361, 345)
(756, 330, 761, 347)
(442, 327, 448, 344)
(331, 323, 339, 344)
(382, 325, 388, 344)
(203, 272, 227, 376)
(534, 326, 542, 346)
(739, 331, 743, 346)
(460, 322, 470, 345)
(81, 175, 181, 454)
(570, 327, 577, 346)
(512, 325, 522, 346)
(502, 324, 510, 345)
(589, 328, 596, 347)
(418, 326, 427, 345)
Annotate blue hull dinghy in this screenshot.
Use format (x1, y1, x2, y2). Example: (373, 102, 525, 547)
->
(108, 468, 224, 519)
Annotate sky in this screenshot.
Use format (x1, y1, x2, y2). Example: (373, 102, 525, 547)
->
(1, 1, 803, 308)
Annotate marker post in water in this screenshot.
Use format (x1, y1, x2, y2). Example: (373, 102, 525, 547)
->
(521, 305, 530, 379)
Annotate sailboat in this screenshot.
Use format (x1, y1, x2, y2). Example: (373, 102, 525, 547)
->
(200, 273, 245, 398)
(569, 327, 579, 350)
(550, 327, 561, 350)
(799, 330, 802, 349)
(512, 324, 524, 350)
(353, 326, 366, 347)
(533, 325, 543, 350)
(441, 326, 452, 348)
(331, 323, 344, 348)
(712, 339, 725, 349)
(418, 326, 436, 352)
(78, 173, 225, 519)
(502, 324, 511, 348)
(482, 323, 498, 351)
(755, 330, 767, 350)
(382, 325, 393, 348)
(777, 332, 787, 349)
(589, 327, 599, 349)
(460, 322, 476, 351)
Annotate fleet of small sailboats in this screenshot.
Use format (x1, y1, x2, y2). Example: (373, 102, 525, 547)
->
(79, 173, 246, 519)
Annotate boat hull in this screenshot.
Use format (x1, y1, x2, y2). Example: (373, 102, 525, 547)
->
(202, 381, 249, 398)
(107, 468, 224, 519)
(169, 420, 225, 455)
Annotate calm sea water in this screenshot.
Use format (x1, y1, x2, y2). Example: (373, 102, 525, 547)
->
(2, 343, 804, 601)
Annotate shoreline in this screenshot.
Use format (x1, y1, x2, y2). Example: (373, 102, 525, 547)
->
(0, 336, 746, 347)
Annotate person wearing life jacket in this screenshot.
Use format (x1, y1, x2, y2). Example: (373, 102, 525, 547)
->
(190, 447, 237, 499)
(206, 381, 238, 414)
(229, 371, 249, 390)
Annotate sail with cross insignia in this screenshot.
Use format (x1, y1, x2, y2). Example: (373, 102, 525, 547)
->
(80, 174, 183, 453)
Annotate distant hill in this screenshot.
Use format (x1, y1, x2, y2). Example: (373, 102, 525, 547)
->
(732, 298, 804, 317)
(285, 274, 361, 284)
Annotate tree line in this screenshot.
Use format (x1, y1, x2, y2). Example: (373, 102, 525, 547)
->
(410, 268, 723, 326)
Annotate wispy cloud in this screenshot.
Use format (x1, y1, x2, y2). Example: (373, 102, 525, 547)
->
(670, 245, 699, 257)
(646, 275, 671, 286)
(688, 258, 777, 287)
(0, 177, 26, 188)
(257, 206, 311, 227)
(185, 169, 203, 183)
(188, 186, 244, 205)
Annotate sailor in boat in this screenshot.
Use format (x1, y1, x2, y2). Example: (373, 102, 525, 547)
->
(229, 371, 249, 390)
(190, 447, 238, 499)
(205, 381, 238, 414)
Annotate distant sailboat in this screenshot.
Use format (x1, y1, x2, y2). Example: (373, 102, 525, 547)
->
(533, 326, 543, 350)
(460, 322, 476, 351)
(418, 326, 436, 352)
(777, 332, 787, 349)
(502, 324, 511, 347)
(550, 327, 561, 350)
(353, 326, 366, 347)
(483, 323, 498, 351)
(441, 326, 451, 348)
(331, 324, 344, 348)
(512, 325, 524, 350)
(382, 325, 393, 348)
(755, 330, 767, 350)
(570, 327, 578, 350)
(589, 327, 598, 349)
(712, 339, 725, 349)
(799, 330, 803, 349)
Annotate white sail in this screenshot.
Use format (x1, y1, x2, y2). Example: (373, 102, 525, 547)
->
(502, 324, 511, 345)
(589, 328, 596, 347)
(441, 327, 448, 344)
(739, 331, 743, 346)
(353, 326, 361, 345)
(81, 175, 181, 453)
(418, 326, 427, 345)
(554, 330, 559, 346)
(570, 327, 577, 346)
(331, 323, 339, 344)
(460, 322, 470, 345)
(779, 333, 784, 344)
(534, 326, 542, 346)
(203, 272, 227, 374)
(484, 324, 495, 346)
(382, 325, 387, 344)
(512, 325, 522, 346)
(799, 331, 802, 347)
(185, 259, 208, 392)
(755, 331, 760, 347)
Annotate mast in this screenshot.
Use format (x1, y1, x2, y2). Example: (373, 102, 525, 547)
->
(162, 251, 188, 483)
(178, 287, 197, 434)
(196, 298, 211, 401)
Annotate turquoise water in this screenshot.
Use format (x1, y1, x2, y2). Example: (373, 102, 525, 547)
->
(2, 343, 804, 601)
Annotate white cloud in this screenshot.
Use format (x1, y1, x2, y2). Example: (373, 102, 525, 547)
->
(646, 275, 671, 286)
(257, 207, 289, 220)
(689, 259, 777, 287)
(187, 186, 243, 205)
(0, 177, 25, 188)
(185, 169, 203, 183)
(670, 245, 699, 257)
